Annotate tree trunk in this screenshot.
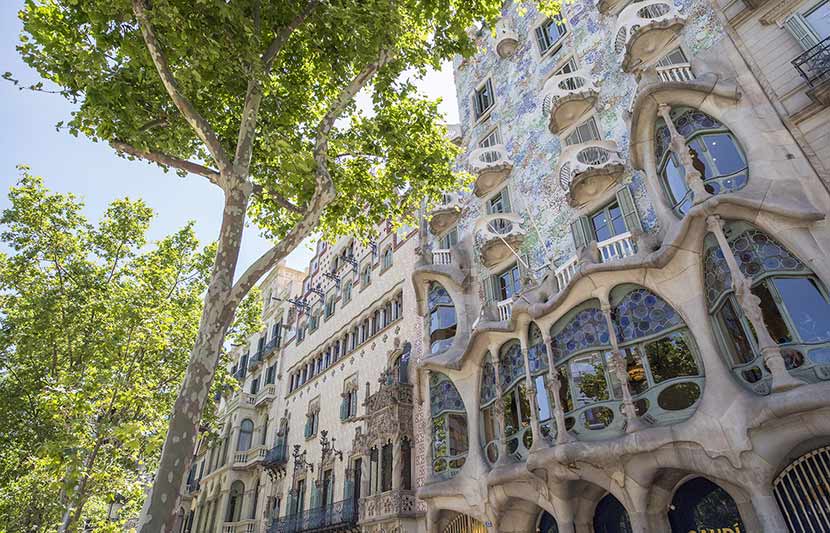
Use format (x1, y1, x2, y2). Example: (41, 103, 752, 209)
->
(57, 436, 104, 533)
(137, 183, 249, 532)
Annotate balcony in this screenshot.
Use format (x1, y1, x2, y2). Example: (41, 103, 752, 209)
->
(268, 499, 357, 533)
(186, 479, 200, 494)
(223, 520, 257, 533)
(475, 214, 527, 268)
(468, 145, 513, 197)
(431, 249, 453, 265)
(232, 445, 267, 469)
(446, 123, 463, 145)
(793, 36, 830, 106)
(495, 19, 519, 59)
(554, 232, 637, 289)
(428, 193, 463, 235)
(248, 350, 263, 370)
(358, 489, 417, 524)
(541, 68, 599, 134)
(222, 392, 256, 417)
(614, 0, 686, 72)
(255, 383, 276, 406)
(263, 440, 289, 475)
(263, 337, 279, 357)
(497, 297, 513, 322)
(557, 140, 625, 206)
(655, 62, 695, 83)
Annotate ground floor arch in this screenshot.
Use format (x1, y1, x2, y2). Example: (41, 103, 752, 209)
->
(441, 512, 487, 533)
(669, 477, 745, 533)
(593, 493, 633, 533)
(774, 444, 830, 532)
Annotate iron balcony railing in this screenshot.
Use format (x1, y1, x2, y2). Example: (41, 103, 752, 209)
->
(793, 35, 830, 87)
(267, 499, 357, 533)
(262, 441, 288, 469)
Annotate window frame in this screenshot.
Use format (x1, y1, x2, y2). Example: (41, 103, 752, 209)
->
(473, 78, 495, 121)
(534, 14, 568, 57)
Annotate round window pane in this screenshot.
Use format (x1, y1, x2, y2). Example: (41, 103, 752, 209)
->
(582, 406, 614, 430)
(657, 382, 701, 411)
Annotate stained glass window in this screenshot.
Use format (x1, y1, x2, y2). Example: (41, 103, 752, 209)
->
(428, 282, 457, 354)
(612, 287, 683, 343)
(499, 341, 526, 390)
(527, 322, 550, 374)
(549, 302, 611, 361)
(480, 359, 498, 406)
(430, 372, 465, 417)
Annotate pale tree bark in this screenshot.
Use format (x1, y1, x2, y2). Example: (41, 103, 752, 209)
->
(57, 435, 104, 533)
(131, 1, 392, 527)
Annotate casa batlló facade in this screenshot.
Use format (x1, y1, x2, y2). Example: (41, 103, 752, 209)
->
(177, 0, 830, 531)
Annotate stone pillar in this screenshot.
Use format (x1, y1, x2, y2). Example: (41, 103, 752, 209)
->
(599, 298, 645, 433)
(706, 215, 804, 392)
(748, 487, 790, 533)
(518, 326, 545, 451)
(542, 335, 574, 444)
(421, 369, 437, 483)
(489, 342, 512, 466)
(392, 438, 402, 490)
(627, 511, 649, 533)
(657, 104, 711, 206)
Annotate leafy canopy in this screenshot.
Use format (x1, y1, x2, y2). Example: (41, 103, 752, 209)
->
(0, 169, 219, 532)
(15, 0, 518, 241)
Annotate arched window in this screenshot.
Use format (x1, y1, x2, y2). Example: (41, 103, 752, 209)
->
(479, 354, 500, 464)
(430, 372, 467, 479)
(428, 282, 457, 354)
(610, 284, 703, 424)
(499, 340, 533, 460)
(537, 510, 559, 533)
(361, 265, 371, 286)
(392, 342, 411, 384)
(775, 444, 830, 532)
(593, 493, 632, 533)
(342, 280, 352, 304)
(656, 107, 747, 215)
(548, 290, 702, 440)
(383, 247, 393, 269)
(528, 323, 553, 440)
(237, 419, 254, 451)
(668, 477, 744, 532)
(704, 221, 830, 394)
(226, 480, 244, 522)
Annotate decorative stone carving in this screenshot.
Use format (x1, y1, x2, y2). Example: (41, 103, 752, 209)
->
(658, 104, 711, 206)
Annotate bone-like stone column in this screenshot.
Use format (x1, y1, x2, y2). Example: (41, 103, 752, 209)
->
(543, 335, 575, 444)
(518, 327, 545, 451)
(706, 215, 804, 392)
(421, 369, 437, 483)
(600, 298, 645, 433)
(658, 104, 711, 206)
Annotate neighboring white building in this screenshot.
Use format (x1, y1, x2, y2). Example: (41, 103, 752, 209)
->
(180, 0, 830, 531)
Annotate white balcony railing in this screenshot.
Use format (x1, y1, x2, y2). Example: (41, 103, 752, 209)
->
(432, 249, 452, 265)
(656, 62, 694, 82)
(497, 298, 513, 321)
(255, 383, 276, 406)
(555, 256, 579, 289)
(222, 520, 257, 533)
(555, 232, 636, 290)
(614, 0, 685, 71)
(598, 231, 637, 261)
(233, 445, 266, 467)
(541, 67, 599, 133)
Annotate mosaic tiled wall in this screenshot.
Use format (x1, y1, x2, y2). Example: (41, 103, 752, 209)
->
(445, 0, 726, 277)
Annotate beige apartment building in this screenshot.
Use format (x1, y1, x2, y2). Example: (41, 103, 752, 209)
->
(178, 0, 830, 531)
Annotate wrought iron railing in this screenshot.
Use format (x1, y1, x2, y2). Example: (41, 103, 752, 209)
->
(793, 35, 830, 87)
(263, 441, 288, 469)
(267, 499, 357, 533)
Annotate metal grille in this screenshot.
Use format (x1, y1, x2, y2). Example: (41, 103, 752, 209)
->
(793, 36, 830, 87)
(774, 445, 830, 532)
(442, 514, 487, 533)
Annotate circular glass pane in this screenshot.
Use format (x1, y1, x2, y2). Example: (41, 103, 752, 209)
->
(657, 382, 701, 411)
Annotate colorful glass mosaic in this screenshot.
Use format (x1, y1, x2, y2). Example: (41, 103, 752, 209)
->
(549, 305, 611, 362)
(703, 226, 806, 309)
(656, 108, 722, 162)
(613, 288, 684, 343)
(499, 341, 526, 390)
(430, 372, 466, 417)
(480, 360, 498, 406)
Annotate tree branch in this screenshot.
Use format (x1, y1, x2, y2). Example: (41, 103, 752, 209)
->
(131, 0, 232, 176)
(111, 141, 223, 187)
(230, 48, 394, 305)
(261, 0, 321, 72)
(251, 184, 303, 213)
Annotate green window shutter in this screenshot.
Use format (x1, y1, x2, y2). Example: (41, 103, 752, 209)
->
(340, 397, 349, 420)
(570, 216, 592, 249)
(483, 275, 496, 303)
(304, 417, 312, 438)
(344, 478, 354, 500)
(616, 186, 643, 234)
(502, 187, 512, 213)
(784, 14, 820, 50)
(310, 485, 320, 509)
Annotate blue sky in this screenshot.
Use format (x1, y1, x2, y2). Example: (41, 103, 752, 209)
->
(0, 1, 459, 274)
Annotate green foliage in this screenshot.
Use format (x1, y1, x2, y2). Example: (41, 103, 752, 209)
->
(13, 0, 532, 243)
(227, 286, 262, 347)
(0, 169, 213, 532)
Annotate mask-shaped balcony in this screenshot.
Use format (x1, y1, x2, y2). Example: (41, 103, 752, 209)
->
(446, 123, 463, 145)
(476, 213, 527, 268)
(428, 193, 463, 235)
(541, 68, 599, 134)
(495, 19, 519, 59)
(469, 145, 513, 198)
(557, 141, 625, 207)
(614, 0, 686, 72)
